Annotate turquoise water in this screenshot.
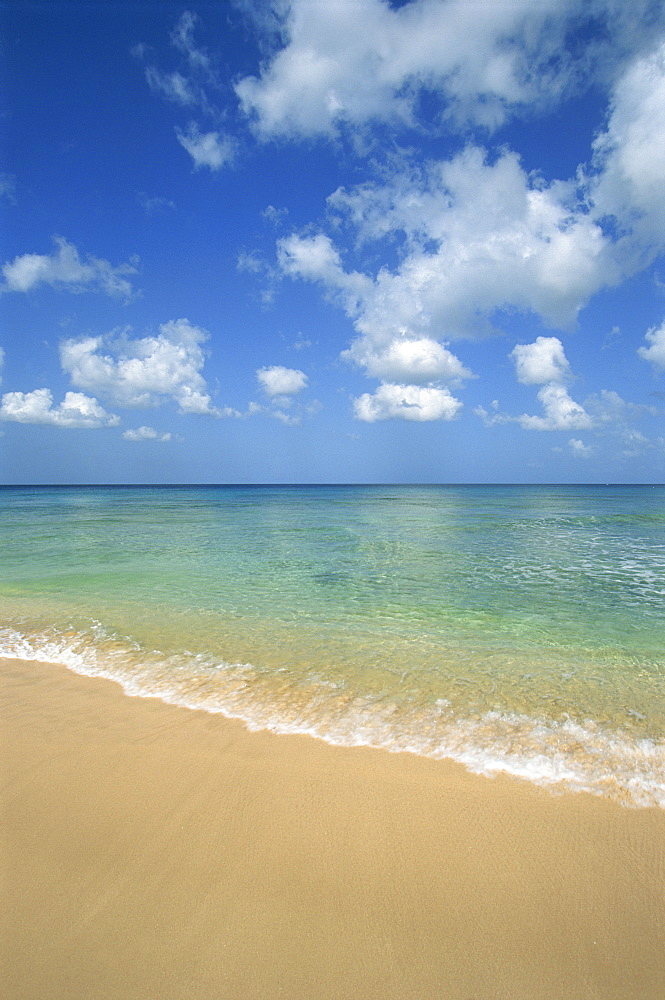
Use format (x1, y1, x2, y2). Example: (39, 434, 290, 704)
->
(1, 484, 664, 806)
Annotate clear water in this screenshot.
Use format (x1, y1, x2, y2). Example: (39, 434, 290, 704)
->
(1, 484, 664, 806)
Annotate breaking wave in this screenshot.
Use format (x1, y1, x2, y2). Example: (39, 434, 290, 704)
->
(2, 622, 663, 810)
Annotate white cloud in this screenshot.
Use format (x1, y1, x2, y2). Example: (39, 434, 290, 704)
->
(138, 11, 230, 170)
(60, 318, 223, 415)
(0, 173, 16, 204)
(176, 123, 235, 170)
(142, 12, 216, 109)
(277, 232, 371, 312)
(235, 0, 599, 138)
(591, 41, 665, 252)
(477, 379, 594, 432)
(0, 389, 119, 428)
(236, 0, 663, 139)
(272, 36, 665, 399)
(280, 147, 613, 366)
(353, 383, 462, 423)
(620, 428, 650, 457)
(1, 237, 137, 299)
(518, 384, 593, 431)
(343, 336, 473, 386)
(145, 66, 202, 107)
(277, 148, 613, 426)
(473, 404, 502, 427)
(638, 321, 665, 371)
(585, 388, 658, 423)
(252, 366, 316, 425)
(237, 250, 266, 275)
(272, 408, 301, 426)
(262, 204, 289, 226)
(568, 438, 593, 458)
(479, 386, 652, 446)
(510, 337, 572, 385)
(170, 11, 214, 80)
(138, 192, 175, 215)
(122, 425, 172, 442)
(257, 365, 308, 397)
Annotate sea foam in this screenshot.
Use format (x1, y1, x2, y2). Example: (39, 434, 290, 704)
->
(2, 622, 663, 810)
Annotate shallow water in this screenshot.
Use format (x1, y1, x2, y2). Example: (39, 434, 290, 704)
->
(1, 484, 663, 806)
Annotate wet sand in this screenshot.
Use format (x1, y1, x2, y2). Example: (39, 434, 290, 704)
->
(1, 656, 664, 1000)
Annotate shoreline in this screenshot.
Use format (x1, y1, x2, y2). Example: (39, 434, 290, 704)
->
(3, 629, 663, 809)
(2, 655, 664, 999)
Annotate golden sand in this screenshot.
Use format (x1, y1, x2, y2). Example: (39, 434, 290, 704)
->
(1, 656, 664, 1000)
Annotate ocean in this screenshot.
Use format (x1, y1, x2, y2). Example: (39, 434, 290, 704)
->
(1, 484, 663, 807)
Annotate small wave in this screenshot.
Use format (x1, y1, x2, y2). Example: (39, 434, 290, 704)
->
(1, 623, 663, 810)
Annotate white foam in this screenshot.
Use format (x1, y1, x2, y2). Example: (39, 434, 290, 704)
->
(1, 623, 664, 810)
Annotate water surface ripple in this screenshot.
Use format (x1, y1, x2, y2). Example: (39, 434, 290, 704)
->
(1, 484, 663, 806)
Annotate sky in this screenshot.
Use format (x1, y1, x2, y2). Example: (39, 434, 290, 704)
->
(1, 0, 665, 484)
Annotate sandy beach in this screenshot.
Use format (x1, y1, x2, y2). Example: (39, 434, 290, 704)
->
(1, 656, 664, 1000)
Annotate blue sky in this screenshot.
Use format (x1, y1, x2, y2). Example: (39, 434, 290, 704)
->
(1, 0, 664, 484)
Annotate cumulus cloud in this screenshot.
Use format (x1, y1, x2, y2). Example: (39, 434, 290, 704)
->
(1, 237, 137, 299)
(505, 335, 592, 430)
(280, 148, 613, 355)
(495, 335, 596, 428)
(236, 0, 557, 138)
(253, 365, 316, 425)
(0, 389, 119, 428)
(277, 232, 371, 314)
(122, 425, 172, 442)
(591, 41, 665, 252)
(353, 383, 462, 423)
(478, 342, 593, 432)
(511, 337, 572, 385)
(517, 384, 593, 431)
(343, 336, 473, 386)
(139, 3, 665, 441)
(568, 438, 593, 458)
(270, 30, 665, 432)
(235, 0, 657, 138)
(256, 365, 308, 397)
(176, 123, 235, 170)
(638, 321, 665, 371)
(60, 318, 223, 415)
(541, 390, 658, 455)
(277, 149, 610, 422)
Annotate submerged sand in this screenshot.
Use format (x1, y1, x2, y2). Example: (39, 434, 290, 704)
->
(1, 656, 664, 1000)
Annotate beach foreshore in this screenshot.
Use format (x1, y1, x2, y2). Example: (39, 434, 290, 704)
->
(2, 656, 664, 1000)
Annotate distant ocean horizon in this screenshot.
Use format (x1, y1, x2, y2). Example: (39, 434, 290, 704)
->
(1, 483, 663, 807)
(3, 481, 662, 486)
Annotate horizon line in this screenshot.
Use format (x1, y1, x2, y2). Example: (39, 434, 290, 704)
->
(1, 482, 662, 489)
